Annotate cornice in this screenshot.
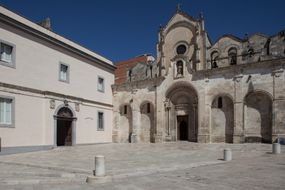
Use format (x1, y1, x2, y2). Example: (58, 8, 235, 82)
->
(0, 13, 116, 72)
(0, 82, 113, 108)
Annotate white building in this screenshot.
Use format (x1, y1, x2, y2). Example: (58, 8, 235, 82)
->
(0, 6, 115, 154)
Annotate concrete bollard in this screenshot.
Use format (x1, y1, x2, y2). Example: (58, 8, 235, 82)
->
(224, 148, 232, 161)
(87, 155, 109, 184)
(272, 143, 281, 154)
(94, 155, 105, 176)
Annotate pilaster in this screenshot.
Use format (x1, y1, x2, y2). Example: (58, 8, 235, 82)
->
(233, 74, 244, 143)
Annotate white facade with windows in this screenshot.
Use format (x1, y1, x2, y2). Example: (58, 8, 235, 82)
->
(0, 6, 115, 154)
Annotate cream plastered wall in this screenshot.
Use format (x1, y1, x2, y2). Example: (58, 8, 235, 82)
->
(0, 90, 113, 148)
(0, 91, 45, 147)
(0, 22, 114, 105)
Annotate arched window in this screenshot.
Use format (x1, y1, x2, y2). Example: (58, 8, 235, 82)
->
(176, 60, 183, 77)
(218, 97, 223, 108)
(211, 51, 219, 68)
(124, 105, 128, 114)
(248, 48, 254, 57)
(147, 103, 151, 113)
(228, 47, 237, 65)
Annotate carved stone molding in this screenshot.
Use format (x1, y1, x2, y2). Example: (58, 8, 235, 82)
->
(234, 75, 243, 82)
(49, 99, 55, 109)
(164, 98, 171, 110)
(272, 69, 283, 78)
(75, 103, 80, 112)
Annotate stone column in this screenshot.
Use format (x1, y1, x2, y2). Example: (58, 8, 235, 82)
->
(197, 89, 210, 143)
(193, 103, 198, 142)
(131, 108, 141, 143)
(154, 91, 164, 143)
(112, 108, 120, 143)
(164, 98, 172, 141)
(272, 69, 285, 142)
(233, 75, 244, 143)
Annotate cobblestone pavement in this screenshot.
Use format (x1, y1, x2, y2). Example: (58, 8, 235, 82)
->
(0, 142, 284, 189)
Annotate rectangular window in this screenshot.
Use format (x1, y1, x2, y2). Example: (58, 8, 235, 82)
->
(97, 112, 104, 131)
(0, 97, 13, 126)
(97, 77, 105, 92)
(0, 41, 15, 68)
(59, 63, 69, 83)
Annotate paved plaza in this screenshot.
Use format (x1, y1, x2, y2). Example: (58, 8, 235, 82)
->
(0, 142, 284, 189)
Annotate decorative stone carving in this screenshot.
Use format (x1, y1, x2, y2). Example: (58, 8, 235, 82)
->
(272, 69, 283, 78)
(234, 75, 243, 82)
(75, 103, 80, 112)
(57, 107, 73, 118)
(164, 98, 171, 110)
(64, 99, 68, 107)
(49, 99, 55, 109)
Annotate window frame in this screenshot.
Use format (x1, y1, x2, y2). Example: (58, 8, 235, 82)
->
(97, 76, 105, 93)
(175, 42, 188, 56)
(97, 111, 104, 131)
(58, 62, 70, 83)
(0, 40, 16, 69)
(0, 95, 15, 128)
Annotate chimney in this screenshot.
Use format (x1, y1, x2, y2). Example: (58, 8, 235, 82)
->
(38, 17, 52, 31)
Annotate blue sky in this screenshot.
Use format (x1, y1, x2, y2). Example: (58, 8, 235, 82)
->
(1, 0, 285, 62)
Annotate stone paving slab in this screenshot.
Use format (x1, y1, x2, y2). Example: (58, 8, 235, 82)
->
(0, 142, 284, 189)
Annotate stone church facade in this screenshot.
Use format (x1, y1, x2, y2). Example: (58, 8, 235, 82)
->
(112, 9, 285, 144)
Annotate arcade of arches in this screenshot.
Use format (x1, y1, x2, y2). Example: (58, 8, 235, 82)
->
(113, 83, 275, 144)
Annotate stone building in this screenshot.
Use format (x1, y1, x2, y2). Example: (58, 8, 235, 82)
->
(112, 8, 285, 144)
(0, 6, 115, 154)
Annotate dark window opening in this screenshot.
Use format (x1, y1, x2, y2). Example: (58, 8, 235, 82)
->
(147, 103, 151, 113)
(265, 39, 271, 55)
(211, 51, 219, 69)
(176, 60, 183, 76)
(128, 69, 132, 81)
(248, 48, 254, 57)
(230, 55, 237, 65)
(218, 97, 223, 108)
(228, 47, 237, 65)
(176, 44, 187, 55)
(124, 105, 127, 114)
(98, 112, 104, 130)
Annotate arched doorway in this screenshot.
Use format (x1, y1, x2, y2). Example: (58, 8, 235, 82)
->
(244, 91, 272, 143)
(211, 95, 234, 143)
(118, 104, 133, 143)
(55, 106, 76, 146)
(178, 119, 188, 140)
(140, 102, 155, 143)
(165, 82, 198, 142)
